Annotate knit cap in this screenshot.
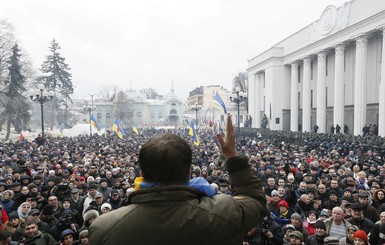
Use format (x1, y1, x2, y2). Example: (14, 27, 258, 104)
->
(291, 213, 301, 221)
(353, 230, 368, 245)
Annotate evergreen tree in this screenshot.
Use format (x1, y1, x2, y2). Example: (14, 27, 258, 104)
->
(0, 43, 31, 139)
(40, 39, 73, 129)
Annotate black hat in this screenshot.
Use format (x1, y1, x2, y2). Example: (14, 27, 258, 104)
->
(358, 192, 369, 198)
(41, 205, 54, 216)
(11, 182, 20, 187)
(8, 211, 19, 220)
(28, 209, 40, 216)
(350, 203, 364, 210)
(111, 189, 119, 195)
(100, 178, 108, 184)
(329, 190, 337, 196)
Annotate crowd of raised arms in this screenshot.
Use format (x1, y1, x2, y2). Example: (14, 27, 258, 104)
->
(0, 126, 384, 245)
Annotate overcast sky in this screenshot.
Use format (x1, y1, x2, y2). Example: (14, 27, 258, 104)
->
(1, 0, 347, 101)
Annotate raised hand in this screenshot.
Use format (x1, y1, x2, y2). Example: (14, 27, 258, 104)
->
(216, 113, 237, 158)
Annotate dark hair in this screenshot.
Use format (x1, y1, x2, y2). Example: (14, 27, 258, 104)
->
(0, 230, 12, 241)
(139, 134, 192, 185)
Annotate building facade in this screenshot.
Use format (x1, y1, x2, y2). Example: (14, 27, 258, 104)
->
(187, 85, 248, 129)
(247, 0, 385, 136)
(92, 87, 185, 129)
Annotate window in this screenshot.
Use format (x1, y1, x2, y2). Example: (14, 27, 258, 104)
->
(106, 113, 111, 125)
(97, 113, 102, 121)
(170, 109, 177, 115)
(158, 112, 163, 119)
(276, 118, 280, 124)
(128, 112, 133, 121)
(137, 112, 142, 118)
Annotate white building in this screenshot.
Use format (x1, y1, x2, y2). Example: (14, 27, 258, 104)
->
(247, 0, 385, 136)
(187, 85, 248, 129)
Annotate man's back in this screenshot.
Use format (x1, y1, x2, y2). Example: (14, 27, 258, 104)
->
(90, 186, 262, 244)
(89, 114, 267, 245)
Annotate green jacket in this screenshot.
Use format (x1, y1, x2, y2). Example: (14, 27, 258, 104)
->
(89, 155, 267, 245)
(21, 231, 57, 245)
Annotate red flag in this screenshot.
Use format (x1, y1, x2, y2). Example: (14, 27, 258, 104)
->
(19, 133, 24, 142)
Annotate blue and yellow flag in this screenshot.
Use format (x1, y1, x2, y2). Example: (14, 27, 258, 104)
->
(132, 126, 139, 135)
(213, 93, 227, 114)
(190, 121, 199, 146)
(112, 119, 126, 139)
(90, 115, 100, 131)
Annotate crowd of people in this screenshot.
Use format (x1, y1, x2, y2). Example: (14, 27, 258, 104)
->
(0, 123, 383, 244)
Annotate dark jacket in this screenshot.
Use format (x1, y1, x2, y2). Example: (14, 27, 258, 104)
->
(305, 234, 326, 245)
(346, 216, 374, 235)
(89, 155, 268, 245)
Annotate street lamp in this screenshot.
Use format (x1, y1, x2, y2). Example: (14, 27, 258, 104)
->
(230, 87, 247, 136)
(83, 104, 96, 136)
(30, 84, 54, 138)
(191, 102, 202, 129)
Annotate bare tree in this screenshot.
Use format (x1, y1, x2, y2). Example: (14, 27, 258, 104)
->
(98, 85, 119, 102)
(232, 72, 248, 112)
(140, 87, 160, 99)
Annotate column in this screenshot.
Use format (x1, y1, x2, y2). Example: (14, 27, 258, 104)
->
(290, 62, 299, 131)
(252, 73, 261, 128)
(353, 35, 368, 135)
(333, 44, 345, 131)
(302, 57, 311, 132)
(316, 51, 327, 133)
(379, 29, 385, 136)
(248, 73, 255, 127)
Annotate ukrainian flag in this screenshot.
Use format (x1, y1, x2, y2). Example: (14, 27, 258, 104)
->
(90, 115, 100, 132)
(190, 121, 199, 146)
(213, 93, 227, 114)
(132, 126, 139, 135)
(112, 119, 126, 139)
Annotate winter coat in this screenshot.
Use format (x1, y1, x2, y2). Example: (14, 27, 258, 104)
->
(89, 155, 268, 245)
(324, 217, 351, 238)
(345, 216, 374, 235)
(305, 234, 326, 245)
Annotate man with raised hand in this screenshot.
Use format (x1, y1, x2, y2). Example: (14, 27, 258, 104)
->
(89, 113, 267, 245)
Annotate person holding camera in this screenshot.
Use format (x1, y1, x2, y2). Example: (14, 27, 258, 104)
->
(243, 215, 283, 245)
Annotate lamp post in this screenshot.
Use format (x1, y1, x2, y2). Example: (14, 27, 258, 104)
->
(191, 102, 202, 129)
(230, 87, 247, 136)
(83, 103, 96, 136)
(30, 84, 54, 138)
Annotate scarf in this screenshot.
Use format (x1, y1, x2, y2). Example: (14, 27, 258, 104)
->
(140, 177, 216, 197)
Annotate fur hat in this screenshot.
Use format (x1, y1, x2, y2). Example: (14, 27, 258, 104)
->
(101, 203, 112, 211)
(2, 190, 14, 199)
(83, 210, 99, 224)
(324, 236, 340, 245)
